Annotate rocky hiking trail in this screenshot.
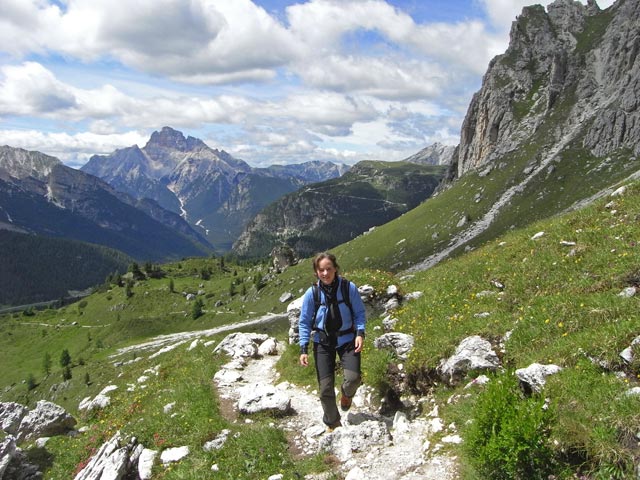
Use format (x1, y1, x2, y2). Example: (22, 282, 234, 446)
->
(211, 332, 459, 480)
(1, 305, 464, 478)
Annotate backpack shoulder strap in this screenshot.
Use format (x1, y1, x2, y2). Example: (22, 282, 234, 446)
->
(340, 278, 354, 316)
(311, 282, 321, 329)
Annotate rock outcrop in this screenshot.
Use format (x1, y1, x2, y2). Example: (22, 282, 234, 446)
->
(0, 401, 77, 478)
(455, 0, 640, 178)
(0, 400, 77, 443)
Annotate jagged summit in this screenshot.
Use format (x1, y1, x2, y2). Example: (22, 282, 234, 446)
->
(145, 126, 207, 152)
(402, 142, 456, 166)
(0, 145, 212, 261)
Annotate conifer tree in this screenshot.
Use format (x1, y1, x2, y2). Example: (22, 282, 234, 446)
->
(42, 352, 52, 376)
(60, 349, 71, 367)
(27, 374, 36, 391)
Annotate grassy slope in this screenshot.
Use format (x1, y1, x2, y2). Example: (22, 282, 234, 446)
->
(381, 181, 640, 478)
(3, 181, 640, 477)
(4, 7, 636, 476)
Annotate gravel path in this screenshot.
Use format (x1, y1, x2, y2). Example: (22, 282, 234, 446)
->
(215, 346, 459, 480)
(113, 319, 459, 479)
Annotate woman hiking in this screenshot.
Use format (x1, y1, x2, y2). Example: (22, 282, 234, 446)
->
(298, 252, 367, 431)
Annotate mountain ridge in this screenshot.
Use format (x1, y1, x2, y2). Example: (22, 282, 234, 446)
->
(330, 0, 640, 274)
(82, 127, 348, 251)
(0, 145, 213, 263)
(233, 160, 446, 259)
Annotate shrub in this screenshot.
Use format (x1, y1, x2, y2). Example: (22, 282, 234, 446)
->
(464, 372, 555, 480)
(192, 298, 204, 320)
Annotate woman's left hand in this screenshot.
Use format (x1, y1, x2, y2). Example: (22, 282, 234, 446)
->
(354, 335, 364, 353)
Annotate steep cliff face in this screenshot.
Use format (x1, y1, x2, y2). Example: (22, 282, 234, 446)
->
(456, 0, 639, 177)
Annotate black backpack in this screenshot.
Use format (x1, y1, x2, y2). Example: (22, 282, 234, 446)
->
(311, 278, 355, 336)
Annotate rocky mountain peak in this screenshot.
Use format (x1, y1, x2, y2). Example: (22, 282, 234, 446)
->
(403, 142, 456, 166)
(145, 126, 206, 152)
(0, 146, 61, 181)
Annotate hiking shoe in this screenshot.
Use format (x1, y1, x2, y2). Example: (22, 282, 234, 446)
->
(326, 420, 342, 432)
(340, 393, 352, 412)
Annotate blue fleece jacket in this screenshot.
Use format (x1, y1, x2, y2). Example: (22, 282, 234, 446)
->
(298, 276, 366, 349)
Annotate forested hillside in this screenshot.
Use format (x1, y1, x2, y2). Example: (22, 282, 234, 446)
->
(0, 231, 131, 307)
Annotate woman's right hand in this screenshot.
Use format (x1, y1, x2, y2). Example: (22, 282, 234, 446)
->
(299, 354, 309, 366)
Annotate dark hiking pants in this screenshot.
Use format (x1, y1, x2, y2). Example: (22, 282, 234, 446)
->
(313, 340, 361, 426)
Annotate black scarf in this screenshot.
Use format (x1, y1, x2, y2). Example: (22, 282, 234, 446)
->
(320, 277, 343, 334)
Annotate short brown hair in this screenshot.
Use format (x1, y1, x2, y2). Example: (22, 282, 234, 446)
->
(312, 252, 339, 273)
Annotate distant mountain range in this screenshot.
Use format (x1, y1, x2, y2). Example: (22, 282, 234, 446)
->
(82, 127, 348, 251)
(0, 128, 453, 305)
(233, 160, 446, 258)
(0, 145, 212, 262)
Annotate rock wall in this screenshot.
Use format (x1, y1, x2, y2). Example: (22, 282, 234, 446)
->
(455, 0, 640, 178)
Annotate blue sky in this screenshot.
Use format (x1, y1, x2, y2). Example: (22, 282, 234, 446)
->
(0, 0, 615, 168)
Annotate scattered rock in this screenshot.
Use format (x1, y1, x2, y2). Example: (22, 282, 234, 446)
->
(438, 336, 500, 385)
(610, 186, 627, 197)
(203, 429, 231, 452)
(79, 385, 118, 412)
(383, 297, 400, 312)
(279, 292, 294, 303)
(237, 383, 291, 415)
(464, 375, 490, 389)
(138, 448, 158, 480)
(381, 315, 398, 332)
(618, 286, 637, 298)
(258, 337, 279, 356)
(373, 333, 415, 360)
(214, 332, 261, 359)
(515, 363, 563, 393)
(75, 431, 132, 480)
(318, 420, 391, 462)
(17, 400, 77, 442)
(161, 446, 190, 465)
(0, 436, 16, 479)
(0, 402, 28, 435)
(403, 291, 423, 301)
(214, 369, 244, 386)
(620, 336, 640, 364)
